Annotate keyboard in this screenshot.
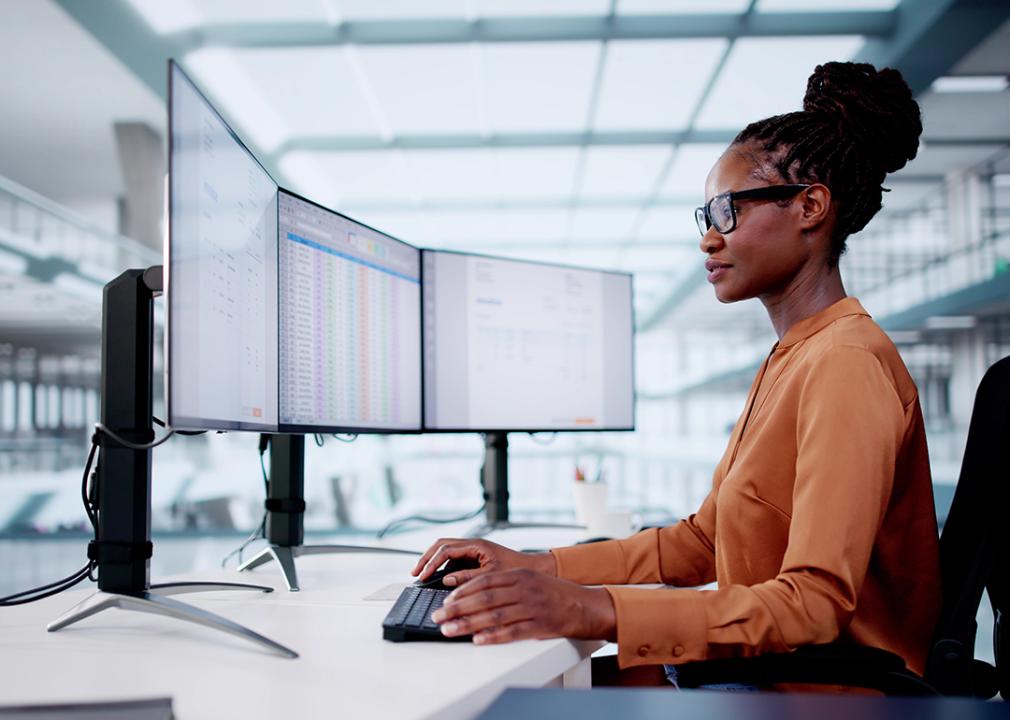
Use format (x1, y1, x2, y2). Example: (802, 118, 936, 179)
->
(382, 585, 472, 642)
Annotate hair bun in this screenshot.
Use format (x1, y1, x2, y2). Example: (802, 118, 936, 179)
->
(803, 61, 922, 175)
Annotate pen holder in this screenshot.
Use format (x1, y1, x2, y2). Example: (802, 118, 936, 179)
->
(572, 481, 608, 528)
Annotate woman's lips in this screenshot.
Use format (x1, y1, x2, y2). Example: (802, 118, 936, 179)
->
(705, 260, 732, 283)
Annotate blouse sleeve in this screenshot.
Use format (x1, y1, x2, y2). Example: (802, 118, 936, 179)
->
(603, 346, 907, 668)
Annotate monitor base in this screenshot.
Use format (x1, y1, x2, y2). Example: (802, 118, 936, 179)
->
(47, 582, 297, 658)
(238, 543, 420, 592)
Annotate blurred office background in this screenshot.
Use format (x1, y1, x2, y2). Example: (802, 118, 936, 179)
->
(1, 0, 1009, 631)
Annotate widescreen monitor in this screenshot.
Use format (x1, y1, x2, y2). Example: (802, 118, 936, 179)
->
(422, 250, 635, 432)
(277, 190, 421, 433)
(167, 60, 279, 432)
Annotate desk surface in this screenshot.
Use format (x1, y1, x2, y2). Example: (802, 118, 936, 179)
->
(0, 528, 602, 720)
(477, 688, 1010, 720)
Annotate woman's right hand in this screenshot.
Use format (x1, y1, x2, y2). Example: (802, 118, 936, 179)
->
(411, 538, 556, 588)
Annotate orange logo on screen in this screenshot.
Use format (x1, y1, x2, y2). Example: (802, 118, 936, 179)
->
(252, 408, 263, 418)
(575, 417, 596, 425)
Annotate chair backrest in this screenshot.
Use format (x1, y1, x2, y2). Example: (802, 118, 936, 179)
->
(926, 355, 1010, 698)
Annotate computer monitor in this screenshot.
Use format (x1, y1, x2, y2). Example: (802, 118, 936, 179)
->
(167, 61, 279, 432)
(422, 250, 635, 432)
(277, 189, 421, 433)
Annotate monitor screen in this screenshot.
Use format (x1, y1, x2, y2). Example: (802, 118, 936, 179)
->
(167, 61, 279, 432)
(278, 190, 422, 432)
(422, 250, 635, 432)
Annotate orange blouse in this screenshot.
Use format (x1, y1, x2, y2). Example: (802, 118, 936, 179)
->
(551, 297, 942, 674)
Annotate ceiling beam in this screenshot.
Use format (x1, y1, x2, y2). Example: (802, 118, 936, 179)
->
(855, 0, 1010, 95)
(276, 131, 1009, 154)
(169, 11, 898, 49)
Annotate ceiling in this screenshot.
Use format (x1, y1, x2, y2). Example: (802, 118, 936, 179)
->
(1, 0, 1008, 336)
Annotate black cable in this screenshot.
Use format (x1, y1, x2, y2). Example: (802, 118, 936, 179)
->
(0, 565, 92, 605)
(95, 422, 175, 450)
(377, 504, 486, 539)
(152, 416, 208, 436)
(221, 436, 270, 568)
(313, 433, 325, 447)
(528, 432, 558, 445)
(330, 434, 358, 443)
(0, 438, 100, 606)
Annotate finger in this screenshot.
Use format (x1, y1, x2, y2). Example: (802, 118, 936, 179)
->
(411, 538, 456, 576)
(418, 543, 484, 581)
(439, 603, 532, 638)
(447, 568, 524, 601)
(473, 620, 542, 646)
(433, 585, 522, 624)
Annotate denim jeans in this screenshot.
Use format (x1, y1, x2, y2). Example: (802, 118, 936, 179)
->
(663, 664, 760, 692)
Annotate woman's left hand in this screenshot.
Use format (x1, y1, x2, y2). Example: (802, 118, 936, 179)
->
(430, 568, 618, 645)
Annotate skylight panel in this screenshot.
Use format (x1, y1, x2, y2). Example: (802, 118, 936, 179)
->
(594, 39, 728, 131)
(618, 0, 751, 15)
(357, 45, 483, 135)
(694, 36, 864, 129)
(479, 0, 611, 16)
(196, 0, 329, 25)
(404, 149, 500, 202)
(570, 246, 626, 270)
(637, 205, 699, 240)
(481, 42, 602, 132)
(122, 0, 200, 33)
(579, 146, 674, 199)
(336, 0, 466, 20)
(279, 150, 416, 207)
(495, 148, 582, 201)
(499, 209, 573, 240)
(231, 48, 379, 138)
(659, 143, 727, 199)
(758, 0, 900, 11)
(184, 49, 288, 153)
(568, 208, 641, 241)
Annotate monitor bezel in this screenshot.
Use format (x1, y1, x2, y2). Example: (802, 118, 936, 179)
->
(165, 59, 281, 433)
(419, 248, 637, 435)
(275, 187, 424, 435)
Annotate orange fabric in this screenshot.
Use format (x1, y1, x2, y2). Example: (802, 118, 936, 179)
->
(552, 297, 941, 674)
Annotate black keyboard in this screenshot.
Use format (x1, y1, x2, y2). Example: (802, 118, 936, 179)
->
(382, 586, 472, 642)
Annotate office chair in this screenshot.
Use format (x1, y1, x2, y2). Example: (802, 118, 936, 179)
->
(672, 355, 1010, 698)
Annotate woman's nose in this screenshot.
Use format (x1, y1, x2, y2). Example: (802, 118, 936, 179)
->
(699, 227, 723, 255)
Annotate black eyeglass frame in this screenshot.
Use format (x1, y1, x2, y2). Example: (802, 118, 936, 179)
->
(695, 184, 811, 236)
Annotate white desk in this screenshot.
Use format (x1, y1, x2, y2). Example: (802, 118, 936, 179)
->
(0, 529, 603, 720)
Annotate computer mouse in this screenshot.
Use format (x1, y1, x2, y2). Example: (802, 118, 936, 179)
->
(415, 557, 482, 590)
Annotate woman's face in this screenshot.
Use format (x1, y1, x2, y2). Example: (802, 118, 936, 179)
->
(700, 147, 813, 304)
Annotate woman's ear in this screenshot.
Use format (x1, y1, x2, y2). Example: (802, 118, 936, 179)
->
(799, 183, 832, 231)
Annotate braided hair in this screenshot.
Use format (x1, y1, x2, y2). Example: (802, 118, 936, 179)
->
(733, 61, 922, 264)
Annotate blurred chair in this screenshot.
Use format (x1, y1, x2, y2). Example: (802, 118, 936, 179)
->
(671, 355, 1010, 699)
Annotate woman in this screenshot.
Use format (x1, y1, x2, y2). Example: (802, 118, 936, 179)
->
(412, 61, 942, 684)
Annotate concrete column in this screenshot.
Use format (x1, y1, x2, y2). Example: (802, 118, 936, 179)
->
(114, 122, 164, 251)
(949, 327, 986, 430)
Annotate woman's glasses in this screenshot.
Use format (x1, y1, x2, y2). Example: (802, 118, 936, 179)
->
(695, 184, 810, 236)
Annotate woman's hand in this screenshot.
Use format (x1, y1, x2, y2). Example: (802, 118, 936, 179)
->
(431, 568, 617, 645)
(412, 538, 556, 587)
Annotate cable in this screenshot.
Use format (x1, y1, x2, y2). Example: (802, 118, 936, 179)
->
(528, 432, 558, 446)
(330, 434, 358, 443)
(377, 504, 486, 539)
(0, 437, 100, 606)
(152, 416, 208, 436)
(313, 433, 325, 447)
(95, 423, 175, 450)
(0, 564, 93, 605)
(221, 435, 270, 568)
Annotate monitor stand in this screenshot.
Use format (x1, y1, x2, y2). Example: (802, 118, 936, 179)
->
(468, 433, 584, 537)
(237, 434, 420, 592)
(47, 266, 296, 659)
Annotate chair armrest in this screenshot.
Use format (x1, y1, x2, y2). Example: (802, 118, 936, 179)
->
(673, 644, 937, 695)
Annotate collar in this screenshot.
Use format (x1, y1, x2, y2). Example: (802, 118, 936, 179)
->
(777, 297, 869, 348)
